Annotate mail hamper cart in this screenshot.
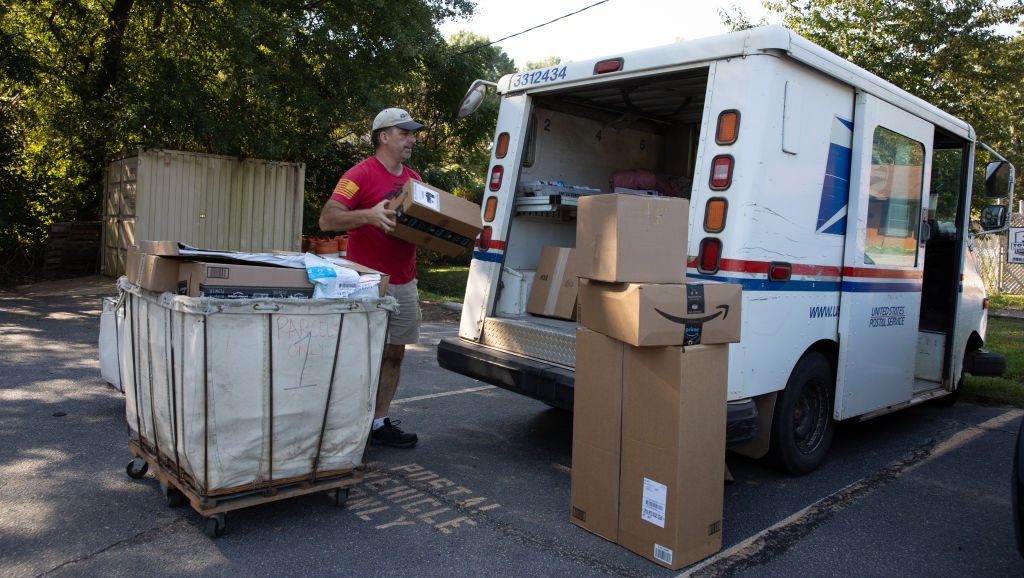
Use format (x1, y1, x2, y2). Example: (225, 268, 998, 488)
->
(118, 279, 395, 537)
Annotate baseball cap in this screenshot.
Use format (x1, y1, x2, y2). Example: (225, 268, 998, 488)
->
(372, 108, 424, 131)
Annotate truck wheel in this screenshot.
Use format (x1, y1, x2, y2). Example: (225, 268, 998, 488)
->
(767, 351, 836, 476)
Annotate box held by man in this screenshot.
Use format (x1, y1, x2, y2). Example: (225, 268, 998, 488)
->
(390, 180, 483, 257)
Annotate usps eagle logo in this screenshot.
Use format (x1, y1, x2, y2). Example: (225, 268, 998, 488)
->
(816, 117, 853, 235)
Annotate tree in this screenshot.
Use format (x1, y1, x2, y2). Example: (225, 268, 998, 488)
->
(2, 0, 512, 282)
(396, 31, 516, 205)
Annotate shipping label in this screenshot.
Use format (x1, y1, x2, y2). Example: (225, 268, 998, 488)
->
(411, 181, 442, 211)
(641, 477, 668, 528)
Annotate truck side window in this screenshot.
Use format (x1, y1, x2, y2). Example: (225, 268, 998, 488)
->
(865, 126, 925, 267)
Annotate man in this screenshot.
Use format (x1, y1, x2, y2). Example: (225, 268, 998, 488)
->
(319, 107, 424, 449)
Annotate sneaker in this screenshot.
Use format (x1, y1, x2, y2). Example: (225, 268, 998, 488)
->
(370, 418, 418, 448)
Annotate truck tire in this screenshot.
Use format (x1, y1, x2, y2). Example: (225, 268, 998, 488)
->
(767, 351, 836, 476)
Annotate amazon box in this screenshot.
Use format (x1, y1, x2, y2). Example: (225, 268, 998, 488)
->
(177, 261, 315, 299)
(527, 246, 578, 320)
(391, 180, 483, 257)
(576, 194, 688, 283)
(577, 279, 741, 347)
(570, 327, 625, 540)
(618, 344, 727, 569)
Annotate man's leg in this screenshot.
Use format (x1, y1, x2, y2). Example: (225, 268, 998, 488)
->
(370, 279, 420, 448)
(374, 344, 405, 419)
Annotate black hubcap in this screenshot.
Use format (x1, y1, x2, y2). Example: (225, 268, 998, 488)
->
(793, 379, 828, 454)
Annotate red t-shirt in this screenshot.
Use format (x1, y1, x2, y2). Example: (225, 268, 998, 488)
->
(330, 157, 420, 284)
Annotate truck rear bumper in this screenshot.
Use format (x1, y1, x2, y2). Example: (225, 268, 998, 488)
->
(965, 349, 1006, 377)
(437, 337, 757, 448)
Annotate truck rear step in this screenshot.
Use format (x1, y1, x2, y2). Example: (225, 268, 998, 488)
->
(480, 316, 576, 368)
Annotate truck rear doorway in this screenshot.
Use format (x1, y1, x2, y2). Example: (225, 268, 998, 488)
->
(484, 66, 711, 368)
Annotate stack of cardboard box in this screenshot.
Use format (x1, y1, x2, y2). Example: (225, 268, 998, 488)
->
(570, 194, 742, 570)
(125, 241, 389, 299)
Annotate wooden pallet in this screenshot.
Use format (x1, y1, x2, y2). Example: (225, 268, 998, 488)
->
(43, 221, 102, 278)
(127, 439, 363, 537)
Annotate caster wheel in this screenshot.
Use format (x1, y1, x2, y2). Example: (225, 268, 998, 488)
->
(160, 482, 185, 507)
(204, 514, 226, 538)
(332, 488, 350, 508)
(126, 458, 148, 479)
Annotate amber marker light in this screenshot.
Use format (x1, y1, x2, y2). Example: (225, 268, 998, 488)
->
(495, 133, 510, 159)
(484, 197, 498, 222)
(716, 110, 740, 145)
(704, 198, 728, 233)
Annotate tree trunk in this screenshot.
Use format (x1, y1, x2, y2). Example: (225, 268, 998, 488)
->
(81, 0, 135, 219)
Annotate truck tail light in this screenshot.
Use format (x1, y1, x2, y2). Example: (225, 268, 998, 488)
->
(594, 58, 623, 74)
(768, 261, 792, 282)
(704, 198, 728, 232)
(709, 155, 733, 190)
(698, 238, 722, 274)
(478, 226, 492, 250)
(716, 110, 740, 145)
(495, 133, 510, 158)
(483, 197, 498, 222)
(983, 297, 989, 310)
(489, 165, 504, 191)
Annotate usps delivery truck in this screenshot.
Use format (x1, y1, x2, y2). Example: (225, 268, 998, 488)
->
(437, 26, 1012, 474)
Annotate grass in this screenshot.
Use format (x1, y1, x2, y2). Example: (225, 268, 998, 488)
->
(418, 265, 469, 303)
(962, 316, 1024, 407)
(990, 293, 1024, 311)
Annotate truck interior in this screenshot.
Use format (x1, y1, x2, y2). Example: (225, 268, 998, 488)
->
(485, 67, 711, 370)
(917, 129, 973, 386)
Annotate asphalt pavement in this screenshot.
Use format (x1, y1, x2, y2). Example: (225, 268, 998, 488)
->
(1, 276, 1022, 577)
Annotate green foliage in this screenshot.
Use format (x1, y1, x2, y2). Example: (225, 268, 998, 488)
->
(1, 1, 515, 283)
(524, 56, 563, 71)
(990, 293, 1024, 311)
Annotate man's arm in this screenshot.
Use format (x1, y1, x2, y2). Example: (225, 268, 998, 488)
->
(319, 198, 398, 234)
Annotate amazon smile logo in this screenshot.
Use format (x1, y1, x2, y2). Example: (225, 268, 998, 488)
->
(655, 304, 730, 325)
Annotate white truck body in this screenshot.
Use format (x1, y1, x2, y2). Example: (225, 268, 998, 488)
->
(438, 26, 1005, 472)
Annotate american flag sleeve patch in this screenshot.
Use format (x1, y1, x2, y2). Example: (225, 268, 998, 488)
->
(331, 178, 359, 201)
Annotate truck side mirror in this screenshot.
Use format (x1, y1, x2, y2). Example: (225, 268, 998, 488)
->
(984, 160, 1011, 198)
(980, 205, 1006, 230)
(456, 79, 497, 119)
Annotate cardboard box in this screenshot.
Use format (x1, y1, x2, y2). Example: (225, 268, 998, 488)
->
(125, 246, 181, 293)
(570, 327, 625, 540)
(391, 180, 483, 257)
(137, 240, 185, 256)
(576, 194, 689, 283)
(618, 344, 728, 570)
(527, 246, 578, 320)
(177, 262, 315, 299)
(578, 279, 741, 347)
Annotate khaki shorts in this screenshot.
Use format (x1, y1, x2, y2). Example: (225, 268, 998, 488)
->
(386, 279, 421, 345)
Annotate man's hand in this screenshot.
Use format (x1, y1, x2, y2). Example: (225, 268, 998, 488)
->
(319, 198, 398, 234)
(367, 200, 398, 234)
